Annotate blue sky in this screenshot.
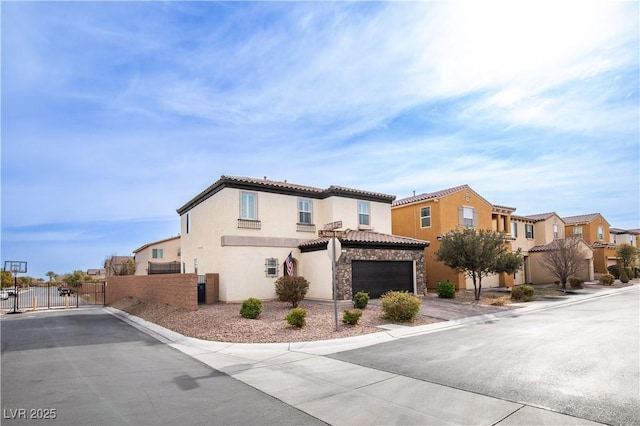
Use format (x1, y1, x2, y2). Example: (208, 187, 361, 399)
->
(2, 1, 638, 280)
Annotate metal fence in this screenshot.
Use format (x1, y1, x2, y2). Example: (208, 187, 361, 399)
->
(0, 282, 104, 312)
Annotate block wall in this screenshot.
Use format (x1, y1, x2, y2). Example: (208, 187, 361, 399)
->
(106, 273, 198, 311)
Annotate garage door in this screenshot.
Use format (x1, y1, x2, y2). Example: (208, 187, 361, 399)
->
(352, 261, 414, 299)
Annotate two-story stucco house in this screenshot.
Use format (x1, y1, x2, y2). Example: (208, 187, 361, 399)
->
(176, 176, 429, 303)
(133, 236, 181, 275)
(391, 184, 515, 291)
(563, 213, 616, 276)
(511, 212, 594, 284)
(610, 228, 639, 247)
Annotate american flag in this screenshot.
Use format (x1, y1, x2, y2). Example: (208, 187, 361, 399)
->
(285, 252, 294, 276)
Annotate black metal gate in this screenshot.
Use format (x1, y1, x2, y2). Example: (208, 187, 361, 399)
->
(0, 282, 104, 313)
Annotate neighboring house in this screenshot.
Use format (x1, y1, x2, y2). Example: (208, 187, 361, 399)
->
(133, 236, 181, 275)
(86, 269, 106, 280)
(610, 228, 639, 247)
(511, 212, 594, 284)
(563, 213, 616, 276)
(176, 175, 429, 302)
(391, 184, 515, 291)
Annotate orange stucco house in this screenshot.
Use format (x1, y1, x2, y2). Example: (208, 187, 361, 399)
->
(563, 213, 617, 276)
(392, 184, 515, 291)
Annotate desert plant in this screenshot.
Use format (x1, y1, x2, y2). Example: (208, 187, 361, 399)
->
(380, 291, 422, 322)
(239, 297, 262, 319)
(437, 280, 456, 299)
(274, 276, 310, 308)
(599, 274, 615, 286)
(342, 309, 363, 325)
(284, 308, 307, 328)
(620, 268, 630, 283)
(568, 276, 584, 289)
(352, 291, 370, 309)
(511, 285, 535, 302)
(489, 295, 511, 306)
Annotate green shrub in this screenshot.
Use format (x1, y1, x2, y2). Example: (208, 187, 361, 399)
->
(285, 308, 307, 328)
(240, 298, 262, 319)
(620, 268, 630, 283)
(607, 265, 621, 279)
(380, 291, 422, 323)
(633, 267, 640, 279)
(437, 280, 456, 299)
(274, 276, 310, 308)
(599, 274, 615, 286)
(352, 291, 370, 309)
(342, 309, 363, 325)
(511, 285, 535, 302)
(568, 276, 584, 289)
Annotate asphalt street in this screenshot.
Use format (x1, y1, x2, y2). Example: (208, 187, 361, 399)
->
(331, 286, 640, 425)
(0, 308, 324, 426)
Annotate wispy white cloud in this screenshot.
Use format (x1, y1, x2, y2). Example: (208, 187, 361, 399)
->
(2, 1, 638, 278)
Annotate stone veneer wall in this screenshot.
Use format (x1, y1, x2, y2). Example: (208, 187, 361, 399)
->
(335, 247, 426, 300)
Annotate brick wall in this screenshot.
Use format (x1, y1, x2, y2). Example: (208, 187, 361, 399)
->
(106, 274, 198, 311)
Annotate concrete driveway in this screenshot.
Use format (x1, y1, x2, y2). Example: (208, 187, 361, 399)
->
(0, 307, 324, 426)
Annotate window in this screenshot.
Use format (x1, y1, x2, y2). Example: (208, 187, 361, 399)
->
(358, 201, 370, 226)
(152, 249, 163, 259)
(525, 224, 534, 239)
(298, 199, 312, 224)
(573, 226, 583, 237)
(511, 222, 518, 238)
(420, 206, 431, 228)
(241, 192, 257, 220)
(597, 226, 604, 241)
(265, 258, 278, 277)
(185, 212, 190, 234)
(459, 206, 477, 228)
(553, 224, 559, 239)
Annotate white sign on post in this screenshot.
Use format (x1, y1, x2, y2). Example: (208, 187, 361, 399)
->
(326, 238, 342, 262)
(323, 220, 343, 231)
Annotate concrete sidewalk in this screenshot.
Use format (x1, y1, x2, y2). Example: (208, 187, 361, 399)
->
(106, 285, 636, 425)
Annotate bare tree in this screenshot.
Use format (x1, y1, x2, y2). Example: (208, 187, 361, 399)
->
(540, 238, 586, 289)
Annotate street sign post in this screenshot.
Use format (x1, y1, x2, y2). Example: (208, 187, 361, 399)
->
(323, 222, 344, 332)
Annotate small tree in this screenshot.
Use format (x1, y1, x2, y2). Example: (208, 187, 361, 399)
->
(540, 238, 586, 289)
(46, 271, 57, 282)
(616, 244, 638, 270)
(436, 228, 523, 301)
(1, 269, 13, 289)
(62, 270, 90, 289)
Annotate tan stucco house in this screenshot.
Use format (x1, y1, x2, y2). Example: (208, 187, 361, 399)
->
(176, 176, 429, 303)
(391, 184, 515, 291)
(563, 213, 616, 276)
(133, 236, 181, 275)
(511, 212, 594, 284)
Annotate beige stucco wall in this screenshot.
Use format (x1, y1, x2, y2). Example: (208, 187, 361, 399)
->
(299, 250, 334, 300)
(179, 186, 392, 302)
(528, 241, 594, 284)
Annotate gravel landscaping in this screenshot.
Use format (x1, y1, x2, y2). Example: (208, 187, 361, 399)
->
(111, 297, 443, 344)
(110, 281, 635, 344)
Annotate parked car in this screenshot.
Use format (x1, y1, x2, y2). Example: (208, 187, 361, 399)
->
(0, 291, 8, 300)
(5, 288, 16, 297)
(58, 287, 71, 296)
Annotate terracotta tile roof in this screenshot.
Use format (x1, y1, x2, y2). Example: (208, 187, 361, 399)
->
(562, 213, 601, 225)
(392, 184, 515, 212)
(178, 175, 395, 213)
(133, 235, 180, 254)
(392, 184, 470, 207)
(299, 229, 430, 250)
(512, 212, 562, 223)
(610, 227, 640, 235)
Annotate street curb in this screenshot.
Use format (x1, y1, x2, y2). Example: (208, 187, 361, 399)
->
(104, 283, 638, 356)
